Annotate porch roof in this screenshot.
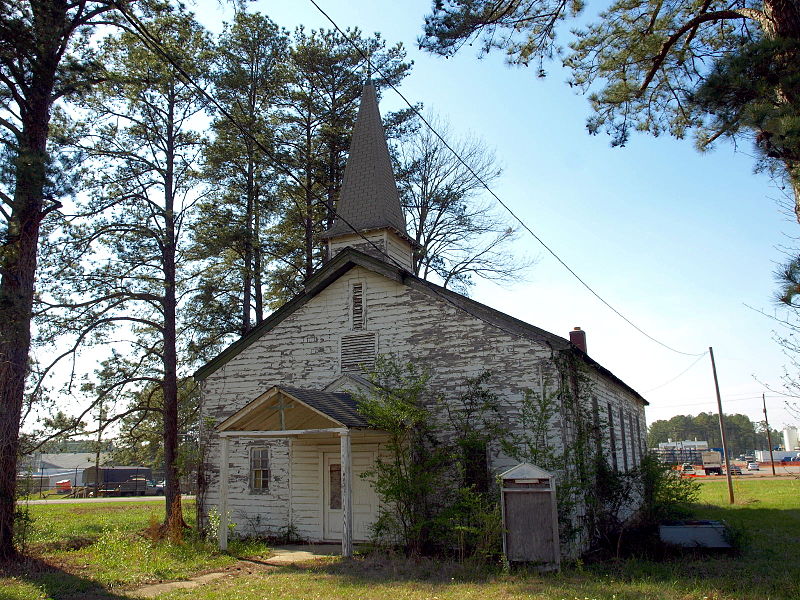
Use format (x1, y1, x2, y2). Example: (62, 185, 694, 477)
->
(217, 385, 372, 433)
(281, 386, 370, 428)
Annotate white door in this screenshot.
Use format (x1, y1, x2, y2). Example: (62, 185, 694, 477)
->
(323, 451, 380, 541)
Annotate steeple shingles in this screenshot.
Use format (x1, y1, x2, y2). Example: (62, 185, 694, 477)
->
(321, 82, 408, 240)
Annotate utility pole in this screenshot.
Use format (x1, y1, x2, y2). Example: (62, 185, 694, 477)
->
(709, 347, 734, 504)
(763, 393, 776, 476)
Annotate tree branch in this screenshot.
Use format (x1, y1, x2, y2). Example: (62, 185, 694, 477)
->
(638, 8, 766, 96)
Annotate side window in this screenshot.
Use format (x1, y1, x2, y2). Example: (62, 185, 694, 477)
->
(591, 397, 601, 453)
(250, 447, 270, 492)
(607, 402, 618, 471)
(351, 282, 364, 330)
(462, 440, 490, 493)
(619, 407, 628, 471)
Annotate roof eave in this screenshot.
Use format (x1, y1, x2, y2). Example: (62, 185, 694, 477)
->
(193, 248, 403, 382)
(194, 247, 647, 406)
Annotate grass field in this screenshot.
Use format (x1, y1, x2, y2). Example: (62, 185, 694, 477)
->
(0, 499, 267, 600)
(0, 478, 798, 600)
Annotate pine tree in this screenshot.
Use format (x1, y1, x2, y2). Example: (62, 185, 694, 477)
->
(0, 0, 123, 560)
(39, 6, 211, 528)
(266, 28, 412, 306)
(191, 12, 290, 344)
(420, 0, 800, 218)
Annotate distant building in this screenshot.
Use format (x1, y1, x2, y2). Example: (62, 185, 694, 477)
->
(784, 426, 799, 452)
(19, 452, 109, 487)
(657, 439, 709, 450)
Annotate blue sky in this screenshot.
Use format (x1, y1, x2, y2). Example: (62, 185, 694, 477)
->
(193, 0, 798, 429)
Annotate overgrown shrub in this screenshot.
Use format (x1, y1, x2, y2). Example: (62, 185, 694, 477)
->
(356, 357, 505, 559)
(357, 355, 698, 562)
(356, 358, 450, 555)
(637, 453, 700, 523)
(584, 453, 701, 558)
(12, 505, 34, 553)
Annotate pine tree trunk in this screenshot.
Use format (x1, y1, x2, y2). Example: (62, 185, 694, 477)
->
(162, 90, 182, 527)
(0, 66, 55, 562)
(304, 119, 314, 281)
(761, 0, 800, 219)
(253, 191, 264, 324)
(242, 154, 254, 335)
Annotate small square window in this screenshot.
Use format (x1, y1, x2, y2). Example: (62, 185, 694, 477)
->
(250, 447, 270, 492)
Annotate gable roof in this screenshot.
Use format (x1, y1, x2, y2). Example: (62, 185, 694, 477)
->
(320, 81, 408, 241)
(37, 452, 104, 470)
(282, 386, 369, 428)
(217, 385, 370, 431)
(194, 247, 647, 405)
(500, 463, 554, 481)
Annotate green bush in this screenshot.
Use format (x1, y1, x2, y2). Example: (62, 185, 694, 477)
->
(638, 453, 700, 523)
(356, 357, 505, 559)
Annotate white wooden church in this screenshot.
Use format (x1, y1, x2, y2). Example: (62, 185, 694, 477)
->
(195, 82, 648, 556)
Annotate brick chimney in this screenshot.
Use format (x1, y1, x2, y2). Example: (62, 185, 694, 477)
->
(569, 326, 587, 353)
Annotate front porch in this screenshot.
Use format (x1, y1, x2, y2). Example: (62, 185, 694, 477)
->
(215, 386, 385, 557)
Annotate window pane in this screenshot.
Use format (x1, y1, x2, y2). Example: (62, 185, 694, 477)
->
(329, 464, 341, 510)
(251, 448, 269, 491)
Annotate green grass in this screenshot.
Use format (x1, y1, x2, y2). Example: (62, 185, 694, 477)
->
(1, 479, 798, 600)
(0, 499, 269, 600)
(159, 478, 800, 600)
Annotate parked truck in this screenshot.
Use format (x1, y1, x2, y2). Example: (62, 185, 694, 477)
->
(83, 466, 153, 495)
(702, 451, 723, 475)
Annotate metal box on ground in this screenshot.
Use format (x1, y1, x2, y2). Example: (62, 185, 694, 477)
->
(658, 520, 731, 548)
(500, 463, 560, 571)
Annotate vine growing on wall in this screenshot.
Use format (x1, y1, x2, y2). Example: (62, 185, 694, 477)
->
(355, 357, 509, 559)
(355, 351, 695, 560)
(500, 352, 603, 549)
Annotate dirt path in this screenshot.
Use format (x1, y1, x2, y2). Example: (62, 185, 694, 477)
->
(123, 546, 340, 598)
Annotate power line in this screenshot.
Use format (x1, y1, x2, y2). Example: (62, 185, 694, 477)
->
(108, 2, 584, 354)
(653, 394, 790, 409)
(306, 0, 705, 358)
(643, 351, 708, 393)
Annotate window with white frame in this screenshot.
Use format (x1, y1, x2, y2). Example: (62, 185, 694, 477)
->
(250, 447, 270, 492)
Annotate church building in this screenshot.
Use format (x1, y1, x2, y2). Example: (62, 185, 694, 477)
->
(195, 82, 648, 557)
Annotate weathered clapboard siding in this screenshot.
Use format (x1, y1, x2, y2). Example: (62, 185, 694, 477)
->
(200, 263, 647, 548)
(285, 433, 389, 541)
(212, 437, 290, 538)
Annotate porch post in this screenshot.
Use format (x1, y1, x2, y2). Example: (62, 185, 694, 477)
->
(219, 436, 229, 551)
(339, 429, 353, 557)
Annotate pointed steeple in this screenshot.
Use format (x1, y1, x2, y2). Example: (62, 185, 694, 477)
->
(322, 82, 414, 270)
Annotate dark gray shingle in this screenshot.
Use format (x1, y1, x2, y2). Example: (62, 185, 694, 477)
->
(281, 386, 371, 428)
(321, 82, 408, 239)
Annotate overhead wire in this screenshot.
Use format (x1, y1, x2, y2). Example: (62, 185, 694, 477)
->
(113, 0, 708, 410)
(306, 0, 706, 358)
(108, 2, 581, 352)
(643, 351, 709, 393)
(657, 394, 791, 409)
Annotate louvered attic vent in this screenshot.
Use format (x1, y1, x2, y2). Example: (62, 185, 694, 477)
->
(352, 283, 364, 330)
(341, 332, 376, 373)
